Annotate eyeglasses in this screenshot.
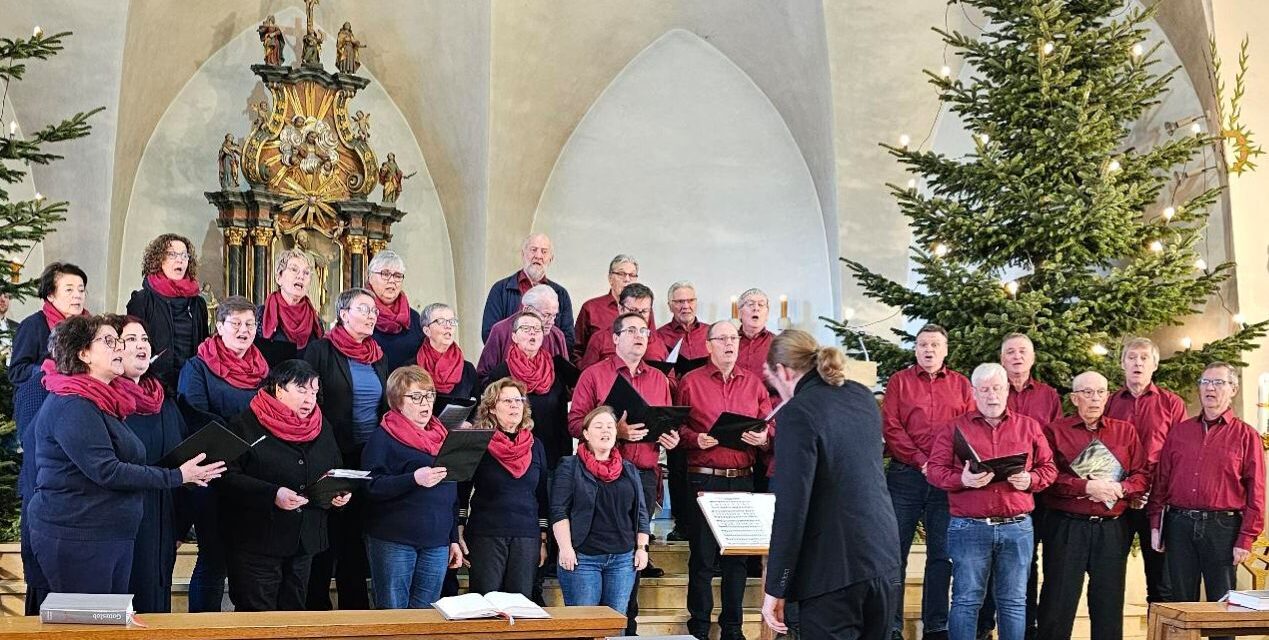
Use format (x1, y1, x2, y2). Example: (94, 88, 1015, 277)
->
(740, 300, 769, 310)
(610, 270, 639, 280)
(165, 251, 191, 261)
(284, 265, 313, 278)
(617, 326, 652, 337)
(621, 305, 652, 316)
(122, 335, 151, 346)
(498, 397, 528, 406)
(670, 298, 697, 306)
(372, 270, 406, 282)
(92, 335, 122, 349)
(404, 390, 438, 405)
(708, 335, 740, 344)
(1072, 388, 1109, 398)
(428, 318, 459, 328)
(351, 303, 380, 317)
(223, 320, 258, 332)
(515, 325, 543, 335)
(1199, 378, 1233, 388)
(524, 305, 557, 324)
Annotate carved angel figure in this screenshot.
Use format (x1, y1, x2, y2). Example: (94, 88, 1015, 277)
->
(351, 110, 370, 141)
(279, 116, 339, 175)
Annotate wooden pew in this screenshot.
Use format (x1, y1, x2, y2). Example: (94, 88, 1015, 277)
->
(1147, 602, 1269, 639)
(0, 606, 627, 640)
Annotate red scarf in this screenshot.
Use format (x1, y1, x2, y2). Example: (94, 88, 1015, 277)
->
(197, 336, 268, 389)
(416, 341, 464, 394)
(372, 290, 411, 334)
(487, 428, 533, 478)
(328, 324, 384, 364)
(146, 273, 201, 299)
(380, 409, 447, 456)
(578, 443, 624, 483)
(506, 345, 554, 394)
(261, 291, 323, 349)
(43, 371, 136, 419)
(249, 389, 323, 443)
(41, 300, 88, 330)
(112, 375, 165, 416)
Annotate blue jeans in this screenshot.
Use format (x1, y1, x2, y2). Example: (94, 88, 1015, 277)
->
(557, 550, 636, 613)
(366, 536, 450, 609)
(887, 461, 951, 634)
(948, 515, 1033, 640)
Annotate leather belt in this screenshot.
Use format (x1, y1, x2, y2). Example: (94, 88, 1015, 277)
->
(969, 515, 1027, 526)
(1057, 511, 1119, 523)
(688, 466, 753, 478)
(1171, 508, 1238, 519)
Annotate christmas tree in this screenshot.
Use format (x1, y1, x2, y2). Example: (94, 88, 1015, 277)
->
(831, 0, 1266, 392)
(0, 28, 102, 541)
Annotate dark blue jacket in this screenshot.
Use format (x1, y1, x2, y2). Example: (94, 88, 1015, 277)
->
(177, 356, 258, 423)
(28, 395, 184, 541)
(371, 309, 425, 373)
(363, 428, 459, 548)
(459, 436, 549, 539)
(480, 272, 576, 346)
(550, 455, 649, 550)
(7, 310, 50, 386)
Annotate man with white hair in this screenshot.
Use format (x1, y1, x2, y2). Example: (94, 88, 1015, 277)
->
(481, 233, 575, 346)
(655, 281, 708, 360)
(928, 362, 1055, 640)
(573, 254, 654, 363)
(476, 284, 570, 380)
(1036, 371, 1147, 640)
(735, 288, 773, 379)
(1104, 336, 1185, 604)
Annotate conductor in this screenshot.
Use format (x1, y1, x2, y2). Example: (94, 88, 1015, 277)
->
(761, 330, 901, 639)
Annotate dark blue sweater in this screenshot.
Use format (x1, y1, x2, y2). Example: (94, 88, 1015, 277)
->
(7, 310, 50, 386)
(371, 309, 425, 373)
(459, 435, 549, 539)
(177, 356, 257, 423)
(480, 272, 576, 346)
(363, 428, 458, 549)
(28, 395, 184, 541)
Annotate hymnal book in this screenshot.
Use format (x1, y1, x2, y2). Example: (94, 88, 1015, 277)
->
(434, 395, 477, 430)
(157, 422, 260, 469)
(645, 339, 709, 378)
(432, 428, 496, 483)
(1225, 590, 1269, 611)
(709, 412, 770, 451)
(1068, 439, 1126, 509)
(553, 355, 582, 389)
(602, 375, 690, 441)
(432, 591, 551, 621)
(696, 492, 775, 555)
(303, 469, 371, 508)
(952, 427, 1028, 481)
(40, 593, 136, 625)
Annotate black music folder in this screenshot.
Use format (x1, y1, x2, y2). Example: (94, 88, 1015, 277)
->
(433, 428, 496, 483)
(553, 355, 582, 389)
(709, 412, 770, 451)
(433, 395, 477, 429)
(157, 421, 260, 469)
(645, 355, 709, 378)
(952, 427, 1027, 480)
(303, 469, 371, 508)
(602, 375, 690, 440)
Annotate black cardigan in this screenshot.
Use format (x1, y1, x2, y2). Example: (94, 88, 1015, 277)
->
(125, 283, 209, 391)
(302, 337, 390, 455)
(217, 409, 343, 558)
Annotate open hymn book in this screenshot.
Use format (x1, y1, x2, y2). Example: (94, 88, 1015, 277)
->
(432, 592, 550, 622)
(697, 492, 776, 555)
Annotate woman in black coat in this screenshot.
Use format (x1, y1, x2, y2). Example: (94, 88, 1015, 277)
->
(302, 288, 389, 610)
(218, 359, 349, 612)
(125, 233, 210, 391)
(256, 248, 324, 367)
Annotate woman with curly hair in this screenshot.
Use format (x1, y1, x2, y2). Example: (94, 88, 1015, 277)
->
(126, 234, 210, 391)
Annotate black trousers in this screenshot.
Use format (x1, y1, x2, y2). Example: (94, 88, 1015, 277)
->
(1124, 507, 1171, 602)
(978, 505, 1044, 638)
(467, 535, 539, 598)
(227, 548, 314, 612)
(1036, 513, 1128, 640)
(686, 472, 754, 639)
(306, 449, 370, 610)
(668, 448, 692, 535)
(798, 573, 901, 640)
(1163, 509, 1240, 640)
(625, 467, 661, 635)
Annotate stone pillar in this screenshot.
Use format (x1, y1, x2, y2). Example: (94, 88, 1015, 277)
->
(345, 235, 367, 290)
(224, 227, 248, 297)
(250, 227, 274, 304)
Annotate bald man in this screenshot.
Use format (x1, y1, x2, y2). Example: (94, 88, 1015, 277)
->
(481, 233, 575, 345)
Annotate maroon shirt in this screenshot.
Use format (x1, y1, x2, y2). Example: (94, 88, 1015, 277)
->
(675, 363, 773, 469)
(928, 410, 1057, 518)
(577, 327, 668, 371)
(1105, 384, 1187, 476)
(1041, 415, 1148, 517)
(477, 314, 569, 381)
(567, 353, 673, 471)
(573, 294, 657, 363)
(736, 327, 774, 379)
(1147, 409, 1266, 549)
(881, 364, 975, 468)
(1007, 378, 1062, 426)
(656, 319, 709, 361)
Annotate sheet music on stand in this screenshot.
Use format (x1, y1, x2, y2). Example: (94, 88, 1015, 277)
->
(696, 492, 775, 555)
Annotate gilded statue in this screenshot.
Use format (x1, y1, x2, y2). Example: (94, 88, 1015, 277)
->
(251, 100, 271, 130)
(302, 29, 324, 68)
(351, 110, 370, 141)
(378, 153, 403, 204)
(258, 15, 285, 66)
(336, 23, 364, 74)
(218, 133, 242, 189)
(279, 116, 339, 176)
(293, 229, 331, 312)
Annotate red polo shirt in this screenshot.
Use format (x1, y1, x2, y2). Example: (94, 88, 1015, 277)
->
(1041, 415, 1148, 517)
(675, 363, 773, 470)
(928, 410, 1056, 518)
(736, 327, 774, 379)
(1008, 378, 1062, 426)
(577, 327, 668, 371)
(1147, 409, 1266, 549)
(656, 319, 709, 360)
(573, 294, 658, 364)
(881, 364, 975, 468)
(1105, 384, 1187, 475)
(567, 354, 673, 471)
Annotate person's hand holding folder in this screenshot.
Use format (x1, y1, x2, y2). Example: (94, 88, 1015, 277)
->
(415, 466, 447, 487)
(178, 453, 226, 488)
(961, 461, 993, 488)
(617, 410, 649, 443)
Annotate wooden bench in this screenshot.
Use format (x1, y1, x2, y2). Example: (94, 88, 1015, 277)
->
(1148, 602, 1269, 639)
(0, 607, 627, 640)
